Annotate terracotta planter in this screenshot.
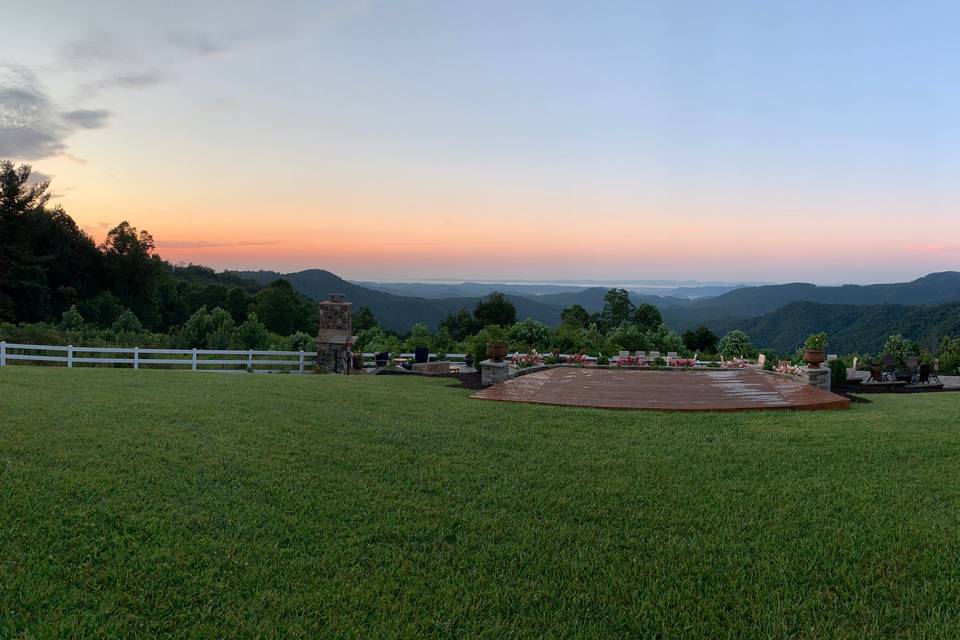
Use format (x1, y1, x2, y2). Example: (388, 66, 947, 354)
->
(803, 349, 826, 368)
(486, 341, 508, 362)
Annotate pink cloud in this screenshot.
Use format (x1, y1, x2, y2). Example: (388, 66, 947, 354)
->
(909, 243, 960, 254)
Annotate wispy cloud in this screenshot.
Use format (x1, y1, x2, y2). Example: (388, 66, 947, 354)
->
(62, 109, 112, 129)
(909, 243, 960, 254)
(0, 65, 113, 160)
(77, 69, 167, 99)
(57, 32, 136, 69)
(156, 240, 280, 249)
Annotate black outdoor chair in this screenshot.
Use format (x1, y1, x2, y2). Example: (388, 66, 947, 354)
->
(868, 364, 885, 383)
(901, 356, 919, 383)
(917, 364, 931, 385)
(882, 355, 897, 381)
(374, 351, 390, 367)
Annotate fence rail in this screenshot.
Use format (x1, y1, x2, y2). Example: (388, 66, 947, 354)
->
(0, 342, 307, 373)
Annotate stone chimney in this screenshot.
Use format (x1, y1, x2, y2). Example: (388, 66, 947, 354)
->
(316, 293, 355, 373)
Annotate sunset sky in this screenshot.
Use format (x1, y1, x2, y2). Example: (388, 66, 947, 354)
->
(2, 1, 958, 283)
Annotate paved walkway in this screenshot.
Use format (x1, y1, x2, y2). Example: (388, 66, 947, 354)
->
(472, 368, 850, 412)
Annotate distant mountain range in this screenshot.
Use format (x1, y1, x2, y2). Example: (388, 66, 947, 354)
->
(714, 301, 960, 354)
(354, 280, 751, 299)
(232, 269, 960, 353)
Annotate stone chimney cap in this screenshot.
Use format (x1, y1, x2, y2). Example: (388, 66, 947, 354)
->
(329, 293, 346, 303)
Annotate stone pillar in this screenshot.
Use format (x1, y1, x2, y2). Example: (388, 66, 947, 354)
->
(480, 359, 511, 386)
(799, 365, 831, 392)
(316, 293, 355, 374)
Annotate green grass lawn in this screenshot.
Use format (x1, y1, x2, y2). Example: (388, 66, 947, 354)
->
(3, 367, 960, 638)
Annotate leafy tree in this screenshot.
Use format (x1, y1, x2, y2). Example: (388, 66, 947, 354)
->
(473, 292, 516, 328)
(560, 304, 590, 328)
(100, 221, 163, 328)
(632, 303, 663, 332)
(353, 306, 377, 332)
(0, 161, 102, 322)
(645, 324, 685, 353)
(682, 325, 718, 353)
(176, 306, 216, 349)
(205, 307, 236, 349)
(250, 279, 312, 335)
(883, 334, 922, 367)
(610, 322, 649, 352)
(225, 286, 252, 323)
(78, 291, 125, 328)
(234, 312, 270, 350)
(355, 326, 402, 355)
(552, 322, 585, 353)
(509, 317, 550, 350)
(440, 309, 476, 341)
(111, 309, 144, 334)
(405, 322, 433, 350)
(717, 330, 756, 359)
(60, 305, 85, 330)
(601, 288, 634, 330)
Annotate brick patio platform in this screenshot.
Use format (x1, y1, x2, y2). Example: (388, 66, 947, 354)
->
(471, 367, 850, 412)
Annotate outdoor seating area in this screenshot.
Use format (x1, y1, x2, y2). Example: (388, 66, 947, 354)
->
(853, 355, 945, 391)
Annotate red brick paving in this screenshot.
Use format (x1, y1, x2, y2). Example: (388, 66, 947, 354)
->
(471, 367, 850, 412)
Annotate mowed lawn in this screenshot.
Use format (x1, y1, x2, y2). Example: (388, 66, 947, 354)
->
(3, 368, 960, 638)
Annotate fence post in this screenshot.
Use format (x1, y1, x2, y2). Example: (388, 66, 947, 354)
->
(134, 347, 140, 370)
(192, 348, 197, 371)
(299, 350, 304, 374)
(67, 345, 74, 368)
(0, 341, 5, 367)
(248, 349, 254, 371)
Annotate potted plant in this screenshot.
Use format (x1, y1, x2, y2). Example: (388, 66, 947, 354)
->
(484, 326, 509, 363)
(803, 332, 828, 368)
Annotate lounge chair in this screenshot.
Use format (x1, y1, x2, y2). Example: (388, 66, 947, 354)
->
(649, 351, 661, 359)
(917, 364, 931, 384)
(667, 351, 678, 359)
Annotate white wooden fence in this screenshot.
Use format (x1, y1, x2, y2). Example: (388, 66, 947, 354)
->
(0, 342, 308, 373)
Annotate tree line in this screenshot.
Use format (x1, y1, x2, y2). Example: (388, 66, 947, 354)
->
(1, 161, 318, 348)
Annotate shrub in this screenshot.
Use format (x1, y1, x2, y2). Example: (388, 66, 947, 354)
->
(509, 318, 550, 351)
(235, 312, 270, 350)
(111, 309, 144, 334)
(829, 359, 847, 389)
(286, 331, 315, 352)
(596, 354, 610, 365)
(883, 334, 921, 367)
(717, 330, 756, 359)
(60, 305, 85, 331)
(469, 325, 508, 365)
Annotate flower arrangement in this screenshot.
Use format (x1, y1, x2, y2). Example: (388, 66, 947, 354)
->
(566, 353, 591, 367)
(614, 355, 644, 367)
(512, 351, 545, 369)
(804, 332, 828, 351)
(670, 358, 696, 367)
(721, 358, 750, 369)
